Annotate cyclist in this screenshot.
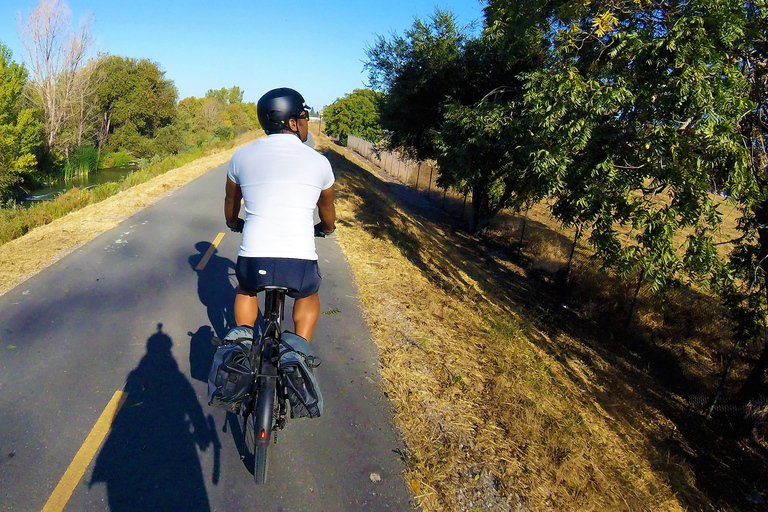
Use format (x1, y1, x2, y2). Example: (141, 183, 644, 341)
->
(224, 87, 335, 342)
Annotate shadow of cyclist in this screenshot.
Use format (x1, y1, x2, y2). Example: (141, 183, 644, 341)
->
(90, 324, 220, 512)
(189, 241, 237, 338)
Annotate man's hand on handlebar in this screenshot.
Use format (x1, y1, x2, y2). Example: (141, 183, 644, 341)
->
(228, 218, 245, 233)
(314, 222, 336, 238)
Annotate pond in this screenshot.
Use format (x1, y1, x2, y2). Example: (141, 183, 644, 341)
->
(21, 164, 137, 205)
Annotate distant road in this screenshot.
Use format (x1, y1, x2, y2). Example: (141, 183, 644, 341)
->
(0, 161, 413, 511)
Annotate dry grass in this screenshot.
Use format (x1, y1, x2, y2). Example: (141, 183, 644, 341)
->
(316, 135, 701, 511)
(3, 128, 761, 510)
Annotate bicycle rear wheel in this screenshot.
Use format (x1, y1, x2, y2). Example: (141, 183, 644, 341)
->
(251, 373, 276, 484)
(253, 437, 269, 484)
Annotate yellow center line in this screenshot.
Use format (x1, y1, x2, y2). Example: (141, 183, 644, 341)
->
(42, 390, 128, 512)
(196, 232, 226, 270)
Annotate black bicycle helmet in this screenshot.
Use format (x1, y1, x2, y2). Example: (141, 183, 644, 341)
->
(257, 87, 310, 133)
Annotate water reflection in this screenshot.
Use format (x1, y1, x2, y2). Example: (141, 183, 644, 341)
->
(22, 165, 135, 203)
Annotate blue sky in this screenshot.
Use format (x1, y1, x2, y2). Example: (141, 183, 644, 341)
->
(1, 0, 486, 109)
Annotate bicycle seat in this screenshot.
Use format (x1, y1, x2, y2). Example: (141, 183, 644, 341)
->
(255, 285, 295, 293)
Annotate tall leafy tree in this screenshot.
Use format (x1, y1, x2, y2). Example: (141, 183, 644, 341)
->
(365, 9, 473, 161)
(518, 0, 752, 289)
(323, 88, 383, 143)
(0, 43, 40, 202)
(718, 1, 768, 399)
(205, 86, 243, 105)
(508, 0, 768, 404)
(93, 55, 177, 156)
(365, 7, 549, 230)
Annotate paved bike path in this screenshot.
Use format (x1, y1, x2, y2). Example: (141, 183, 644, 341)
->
(0, 161, 413, 511)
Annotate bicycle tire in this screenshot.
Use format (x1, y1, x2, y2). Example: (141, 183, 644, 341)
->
(252, 371, 276, 484)
(244, 409, 271, 484)
(253, 434, 269, 484)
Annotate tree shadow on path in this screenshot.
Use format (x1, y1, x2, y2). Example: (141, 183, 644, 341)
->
(90, 324, 220, 512)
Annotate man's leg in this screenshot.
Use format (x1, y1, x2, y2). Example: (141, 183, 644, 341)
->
(293, 292, 320, 341)
(234, 287, 259, 327)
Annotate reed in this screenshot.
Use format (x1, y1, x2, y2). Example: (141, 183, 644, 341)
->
(62, 146, 101, 181)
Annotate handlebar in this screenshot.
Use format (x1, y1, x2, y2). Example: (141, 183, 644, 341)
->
(229, 219, 334, 238)
(229, 218, 245, 233)
(314, 222, 336, 238)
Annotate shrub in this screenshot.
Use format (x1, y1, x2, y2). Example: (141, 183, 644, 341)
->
(101, 150, 132, 168)
(213, 125, 234, 141)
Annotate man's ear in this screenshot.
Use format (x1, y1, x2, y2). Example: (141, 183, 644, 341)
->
(288, 118, 299, 132)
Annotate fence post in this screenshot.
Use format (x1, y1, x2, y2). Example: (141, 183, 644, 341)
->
(404, 160, 411, 186)
(427, 164, 434, 197)
(415, 162, 421, 191)
(461, 190, 468, 221)
(565, 225, 581, 282)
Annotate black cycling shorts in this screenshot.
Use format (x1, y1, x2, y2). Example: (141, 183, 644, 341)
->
(235, 257, 322, 299)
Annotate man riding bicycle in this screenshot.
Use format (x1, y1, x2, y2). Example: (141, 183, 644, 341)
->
(224, 87, 336, 342)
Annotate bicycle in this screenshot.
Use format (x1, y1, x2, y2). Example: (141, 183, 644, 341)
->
(239, 285, 291, 484)
(217, 223, 331, 484)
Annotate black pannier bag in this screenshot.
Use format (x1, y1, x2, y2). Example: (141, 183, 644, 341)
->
(207, 326, 256, 413)
(278, 332, 323, 418)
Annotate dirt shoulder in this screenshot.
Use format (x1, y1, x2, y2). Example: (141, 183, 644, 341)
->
(0, 142, 251, 297)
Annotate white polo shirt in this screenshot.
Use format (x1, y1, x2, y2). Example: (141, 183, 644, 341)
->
(227, 134, 335, 260)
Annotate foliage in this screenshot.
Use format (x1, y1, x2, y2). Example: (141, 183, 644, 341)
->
(0, 133, 252, 244)
(205, 86, 244, 104)
(437, 97, 543, 231)
(364, 9, 474, 161)
(63, 144, 99, 180)
(0, 43, 40, 202)
(518, 0, 752, 292)
(93, 55, 178, 154)
(213, 125, 234, 141)
(714, 1, 768, 397)
(323, 88, 383, 144)
(100, 149, 131, 168)
(365, 7, 548, 230)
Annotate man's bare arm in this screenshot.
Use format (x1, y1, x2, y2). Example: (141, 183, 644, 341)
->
(225, 177, 243, 230)
(316, 185, 336, 233)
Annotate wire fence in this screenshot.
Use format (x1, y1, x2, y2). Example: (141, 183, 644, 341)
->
(345, 135, 761, 418)
(347, 136, 474, 219)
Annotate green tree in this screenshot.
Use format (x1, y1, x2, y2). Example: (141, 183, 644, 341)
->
(518, 0, 752, 289)
(364, 9, 473, 160)
(205, 86, 244, 105)
(0, 43, 40, 202)
(717, 1, 768, 399)
(94, 55, 177, 156)
(323, 89, 383, 144)
(365, 7, 547, 230)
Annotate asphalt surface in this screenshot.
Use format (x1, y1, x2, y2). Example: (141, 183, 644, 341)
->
(0, 155, 414, 511)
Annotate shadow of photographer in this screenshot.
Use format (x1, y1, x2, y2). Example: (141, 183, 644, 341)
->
(90, 324, 220, 512)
